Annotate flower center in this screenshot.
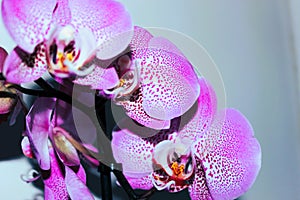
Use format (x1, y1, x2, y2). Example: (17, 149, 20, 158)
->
(151, 139, 195, 192)
(47, 26, 96, 78)
(104, 55, 140, 100)
(171, 161, 185, 176)
(166, 150, 194, 180)
(56, 41, 76, 65)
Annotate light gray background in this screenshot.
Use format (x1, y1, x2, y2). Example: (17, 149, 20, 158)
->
(1, 0, 300, 200)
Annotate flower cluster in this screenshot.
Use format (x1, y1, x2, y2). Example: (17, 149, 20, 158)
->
(0, 0, 261, 200)
(111, 78, 261, 200)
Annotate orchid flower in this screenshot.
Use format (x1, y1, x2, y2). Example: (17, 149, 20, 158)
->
(2, 0, 133, 84)
(21, 97, 97, 199)
(22, 137, 94, 200)
(77, 27, 200, 130)
(111, 78, 261, 200)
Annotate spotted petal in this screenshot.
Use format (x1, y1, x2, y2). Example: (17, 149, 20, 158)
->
(69, 0, 133, 60)
(122, 174, 153, 190)
(44, 147, 69, 200)
(111, 118, 178, 175)
(117, 89, 171, 130)
(65, 166, 94, 200)
(111, 125, 157, 175)
(130, 26, 153, 59)
(148, 37, 185, 58)
(51, 0, 72, 26)
(192, 109, 261, 200)
(107, 27, 199, 129)
(74, 66, 119, 90)
(139, 38, 200, 120)
(178, 77, 217, 142)
(1, 0, 57, 53)
(26, 97, 56, 170)
(44, 146, 89, 200)
(3, 45, 48, 84)
(188, 156, 213, 200)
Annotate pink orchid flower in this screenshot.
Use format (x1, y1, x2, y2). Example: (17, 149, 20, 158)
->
(77, 27, 200, 130)
(111, 78, 261, 200)
(2, 0, 132, 83)
(22, 137, 94, 200)
(21, 97, 96, 199)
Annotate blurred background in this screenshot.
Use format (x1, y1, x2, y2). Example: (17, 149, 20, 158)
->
(1, 0, 300, 199)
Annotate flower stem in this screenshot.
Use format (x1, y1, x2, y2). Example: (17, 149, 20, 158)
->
(34, 78, 73, 104)
(95, 96, 157, 200)
(95, 96, 113, 200)
(99, 164, 112, 200)
(0, 91, 17, 98)
(7, 85, 47, 97)
(113, 169, 138, 200)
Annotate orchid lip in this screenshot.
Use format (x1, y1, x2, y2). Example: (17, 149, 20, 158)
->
(104, 59, 140, 100)
(154, 151, 195, 180)
(151, 139, 196, 191)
